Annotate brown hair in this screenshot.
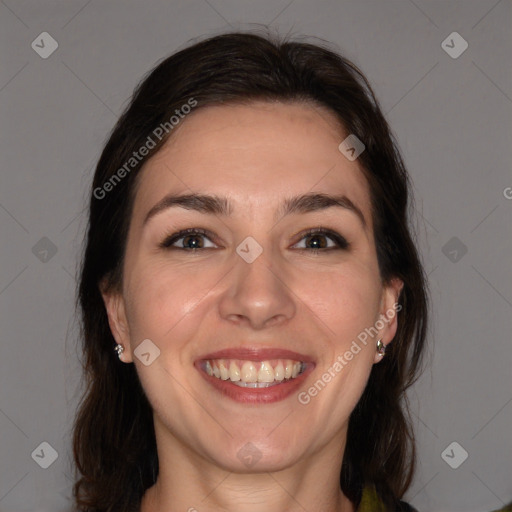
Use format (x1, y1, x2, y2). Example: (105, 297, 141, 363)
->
(72, 29, 429, 511)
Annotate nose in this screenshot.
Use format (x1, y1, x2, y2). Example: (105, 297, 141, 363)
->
(218, 248, 296, 330)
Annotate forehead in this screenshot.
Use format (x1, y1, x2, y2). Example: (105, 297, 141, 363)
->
(132, 101, 372, 226)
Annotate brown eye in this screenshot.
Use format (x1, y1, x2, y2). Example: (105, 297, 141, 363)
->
(293, 228, 349, 251)
(160, 228, 217, 250)
(159, 227, 349, 252)
(304, 233, 329, 249)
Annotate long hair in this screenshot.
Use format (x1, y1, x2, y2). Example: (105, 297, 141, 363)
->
(72, 29, 429, 511)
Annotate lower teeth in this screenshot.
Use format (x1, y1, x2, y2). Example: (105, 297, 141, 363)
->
(232, 380, 284, 388)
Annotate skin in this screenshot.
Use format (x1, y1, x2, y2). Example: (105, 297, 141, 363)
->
(101, 100, 403, 512)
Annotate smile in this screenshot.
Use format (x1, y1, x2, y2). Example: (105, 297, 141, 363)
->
(203, 359, 306, 387)
(195, 348, 315, 404)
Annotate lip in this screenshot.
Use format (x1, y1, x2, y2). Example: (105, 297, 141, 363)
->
(196, 347, 315, 364)
(194, 347, 315, 404)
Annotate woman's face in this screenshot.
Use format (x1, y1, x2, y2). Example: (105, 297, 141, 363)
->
(102, 101, 402, 473)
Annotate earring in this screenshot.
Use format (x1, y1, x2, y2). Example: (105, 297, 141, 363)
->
(376, 339, 386, 357)
(114, 343, 124, 358)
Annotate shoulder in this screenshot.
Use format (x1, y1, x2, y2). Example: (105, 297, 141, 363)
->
(396, 500, 418, 512)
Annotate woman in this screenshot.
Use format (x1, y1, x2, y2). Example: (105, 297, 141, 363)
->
(72, 30, 430, 511)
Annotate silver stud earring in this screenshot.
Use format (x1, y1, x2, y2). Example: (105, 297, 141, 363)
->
(114, 343, 124, 358)
(376, 339, 386, 357)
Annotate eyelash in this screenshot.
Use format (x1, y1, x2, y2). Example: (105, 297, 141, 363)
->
(159, 227, 349, 253)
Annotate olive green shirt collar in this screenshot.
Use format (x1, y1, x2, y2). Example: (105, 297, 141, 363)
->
(357, 484, 388, 512)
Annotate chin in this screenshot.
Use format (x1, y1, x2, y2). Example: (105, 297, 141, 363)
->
(207, 438, 304, 473)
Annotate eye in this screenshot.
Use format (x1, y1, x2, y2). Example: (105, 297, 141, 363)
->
(159, 228, 217, 250)
(159, 227, 349, 252)
(292, 228, 349, 252)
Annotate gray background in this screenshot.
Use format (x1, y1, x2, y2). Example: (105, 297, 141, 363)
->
(0, 1, 511, 511)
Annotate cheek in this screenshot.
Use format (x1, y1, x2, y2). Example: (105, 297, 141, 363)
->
(123, 260, 220, 342)
(295, 261, 382, 344)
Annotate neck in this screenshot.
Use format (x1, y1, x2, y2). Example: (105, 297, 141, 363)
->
(140, 418, 355, 512)
(142, 473, 355, 512)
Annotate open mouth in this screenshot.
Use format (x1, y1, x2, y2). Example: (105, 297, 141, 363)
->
(201, 358, 307, 387)
(194, 348, 314, 404)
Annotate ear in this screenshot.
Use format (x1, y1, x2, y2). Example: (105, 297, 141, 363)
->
(99, 278, 133, 363)
(373, 277, 404, 364)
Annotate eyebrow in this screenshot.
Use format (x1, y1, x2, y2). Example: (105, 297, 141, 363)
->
(143, 192, 367, 228)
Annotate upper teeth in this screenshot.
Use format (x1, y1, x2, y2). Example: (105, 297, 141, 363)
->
(204, 359, 305, 384)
